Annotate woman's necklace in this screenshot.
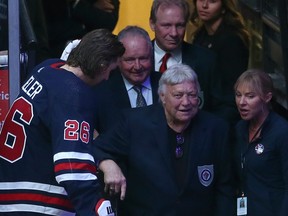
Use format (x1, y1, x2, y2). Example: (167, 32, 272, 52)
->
(199, 31, 214, 49)
(248, 124, 264, 143)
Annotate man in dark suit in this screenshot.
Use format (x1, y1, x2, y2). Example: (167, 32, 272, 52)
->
(149, 0, 216, 111)
(94, 26, 161, 134)
(93, 64, 235, 216)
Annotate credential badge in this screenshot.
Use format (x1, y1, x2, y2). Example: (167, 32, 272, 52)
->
(255, 143, 264, 154)
(198, 164, 214, 187)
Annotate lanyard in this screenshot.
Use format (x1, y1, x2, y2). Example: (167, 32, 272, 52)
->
(240, 123, 264, 195)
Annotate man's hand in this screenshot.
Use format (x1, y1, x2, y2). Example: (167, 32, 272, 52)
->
(99, 159, 126, 200)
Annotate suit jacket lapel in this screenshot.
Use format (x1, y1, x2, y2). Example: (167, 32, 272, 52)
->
(151, 107, 209, 193)
(151, 105, 174, 177)
(109, 70, 131, 108)
(182, 42, 196, 69)
(150, 72, 161, 103)
(183, 112, 208, 190)
(151, 40, 156, 70)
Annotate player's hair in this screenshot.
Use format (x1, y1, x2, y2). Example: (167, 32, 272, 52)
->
(67, 29, 125, 79)
(150, 0, 190, 24)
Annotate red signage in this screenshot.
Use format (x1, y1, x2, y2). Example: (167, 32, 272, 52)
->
(0, 67, 9, 130)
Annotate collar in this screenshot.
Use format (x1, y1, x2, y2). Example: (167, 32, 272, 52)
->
(153, 41, 182, 64)
(122, 74, 152, 91)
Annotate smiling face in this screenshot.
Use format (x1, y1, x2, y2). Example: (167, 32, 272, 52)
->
(160, 81, 199, 128)
(235, 83, 272, 122)
(196, 0, 223, 23)
(150, 4, 186, 52)
(119, 34, 152, 85)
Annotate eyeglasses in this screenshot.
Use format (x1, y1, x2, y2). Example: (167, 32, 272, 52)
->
(175, 134, 184, 159)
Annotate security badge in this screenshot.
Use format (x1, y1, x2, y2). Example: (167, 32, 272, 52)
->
(237, 196, 247, 215)
(255, 143, 264, 154)
(197, 165, 214, 187)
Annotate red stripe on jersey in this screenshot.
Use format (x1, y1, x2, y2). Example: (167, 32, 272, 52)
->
(54, 162, 97, 174)
(95, 198, 105, 215)
(0, 193, 73, 210)
(50, 62, 65, 69)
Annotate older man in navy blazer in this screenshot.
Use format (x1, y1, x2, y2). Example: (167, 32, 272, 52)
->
(94, 64, 235, 216)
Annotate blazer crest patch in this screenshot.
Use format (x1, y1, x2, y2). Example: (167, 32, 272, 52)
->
(197, 164, 214, 187)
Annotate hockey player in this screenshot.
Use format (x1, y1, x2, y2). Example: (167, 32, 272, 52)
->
(0, 29, 125, 216)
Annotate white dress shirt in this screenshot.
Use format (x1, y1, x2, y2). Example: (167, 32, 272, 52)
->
(153, 41, 182, 72)
(122, 75, 153, 108)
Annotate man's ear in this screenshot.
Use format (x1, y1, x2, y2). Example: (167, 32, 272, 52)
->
(149, 19, 156, 32)
(160, 93, 165, 105)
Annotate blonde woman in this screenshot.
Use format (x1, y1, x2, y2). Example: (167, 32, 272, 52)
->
(234, 69, 288, 216)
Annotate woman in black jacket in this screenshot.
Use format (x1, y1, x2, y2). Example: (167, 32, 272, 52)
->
(191, 0, 250, 125)
(233, 69, 288, 216)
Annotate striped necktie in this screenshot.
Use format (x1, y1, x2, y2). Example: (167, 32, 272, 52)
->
(133, 85, 147, 107)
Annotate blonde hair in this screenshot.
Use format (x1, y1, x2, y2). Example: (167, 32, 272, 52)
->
(234, 69, 274, 101)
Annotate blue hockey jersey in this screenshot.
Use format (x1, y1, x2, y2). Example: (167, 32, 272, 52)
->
(0, 59, 106, 216)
